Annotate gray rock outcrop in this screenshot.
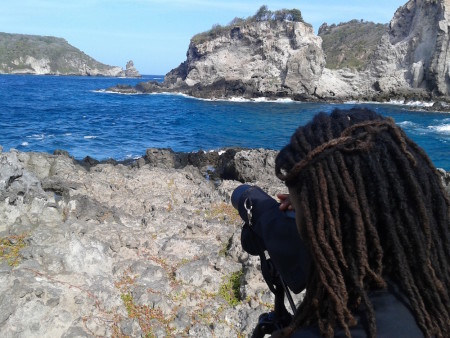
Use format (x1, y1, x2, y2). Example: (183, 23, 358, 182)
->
(370, 0, 450, 97)
(120, 60, 141, 78)
(0, 147, 448, 337)
(0, 148, 287, 337)
(165, 20, 325, 99)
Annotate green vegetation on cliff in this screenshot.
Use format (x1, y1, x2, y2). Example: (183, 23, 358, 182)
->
(0, 32, 117, 75)
(191, 5, 305, 45)
(318, 20, 388, 70)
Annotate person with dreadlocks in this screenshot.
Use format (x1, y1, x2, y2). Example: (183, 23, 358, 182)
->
(271, 108, 450, 338)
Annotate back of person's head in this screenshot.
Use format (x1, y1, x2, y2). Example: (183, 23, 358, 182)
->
(275, 108, 450, 338)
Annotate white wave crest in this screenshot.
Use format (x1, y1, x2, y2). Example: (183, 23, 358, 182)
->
(429, 124, 450, 134)
(84, 135, 97, 139)
(26, 134, 45, 140)
(397, 121, 418, 128)
(93, 89, 141, 96)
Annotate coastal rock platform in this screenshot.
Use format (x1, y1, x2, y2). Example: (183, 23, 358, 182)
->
(0, 147, 448, 337)
(0, 148, 287, 337)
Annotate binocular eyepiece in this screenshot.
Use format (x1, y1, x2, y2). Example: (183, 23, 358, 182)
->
(231, 184, 252, 210)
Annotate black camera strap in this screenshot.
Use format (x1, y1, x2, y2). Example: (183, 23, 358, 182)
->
(242, 198, 296, 337)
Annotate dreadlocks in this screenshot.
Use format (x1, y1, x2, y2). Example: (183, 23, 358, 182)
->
(274, 108, 450, 338)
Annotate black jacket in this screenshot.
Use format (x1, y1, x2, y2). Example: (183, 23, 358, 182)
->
(291, 282, 424, 337)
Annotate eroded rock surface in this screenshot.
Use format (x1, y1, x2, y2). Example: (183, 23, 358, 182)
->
(0, 148, 287, 337)
(0, 148, 448, 337)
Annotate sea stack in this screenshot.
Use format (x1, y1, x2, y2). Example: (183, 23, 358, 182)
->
(122, 60, 141, 78)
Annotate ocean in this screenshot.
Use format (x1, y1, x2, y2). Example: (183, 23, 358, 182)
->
(0, 74, 449, 170)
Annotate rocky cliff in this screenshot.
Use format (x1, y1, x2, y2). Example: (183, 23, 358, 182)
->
(163, 19, 326, 100)
(0, 33, 141, 77)
(111, 0, 450, 103)
(370, 0, 450, 97)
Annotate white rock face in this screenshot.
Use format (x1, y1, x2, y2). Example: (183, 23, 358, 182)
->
(5, 55, 125, 76)
(173, 20, 326, 97)
(369, 0, 450, 96)
(162, 0, 450, 101)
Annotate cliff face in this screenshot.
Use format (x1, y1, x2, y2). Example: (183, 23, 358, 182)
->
(165, 21, 326, 99)
(0, 33, 140, 77)
(370, 0, 450, 96)
(113, 0, 450, 102)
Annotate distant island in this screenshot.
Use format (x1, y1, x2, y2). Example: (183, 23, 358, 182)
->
(108, 0, 450, 108)
(0, 32, 141, 77)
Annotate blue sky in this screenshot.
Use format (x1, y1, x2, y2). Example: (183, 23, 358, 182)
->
(2, 0, 407, 75)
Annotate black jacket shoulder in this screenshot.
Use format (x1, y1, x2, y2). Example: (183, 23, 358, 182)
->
(291, 283, 424, 338)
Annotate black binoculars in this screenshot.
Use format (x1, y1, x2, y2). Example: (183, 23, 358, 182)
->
(231, 184, 309, 294)
(231, 185, 311, 337)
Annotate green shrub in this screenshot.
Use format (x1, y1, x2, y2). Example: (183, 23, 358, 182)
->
(219, 270, 244, 306)
(191, 5, 304, 45)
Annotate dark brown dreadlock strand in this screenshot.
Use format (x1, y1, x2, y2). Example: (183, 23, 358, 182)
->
(274, 108, 450, 338)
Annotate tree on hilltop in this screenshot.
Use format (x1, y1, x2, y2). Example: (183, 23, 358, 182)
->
(254, 5, 270, 21)
(252, 6, 303, 23)
(287, 9, 303, 22)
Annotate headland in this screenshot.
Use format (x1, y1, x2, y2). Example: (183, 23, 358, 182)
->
(108, 0, 450, 109)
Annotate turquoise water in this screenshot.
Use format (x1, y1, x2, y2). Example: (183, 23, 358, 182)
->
(0, 74, 449, 170)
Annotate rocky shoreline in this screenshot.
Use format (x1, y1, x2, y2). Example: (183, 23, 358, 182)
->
(0, 147, 449, 337)
(0, 147, 287, 337)
(106, 82, 450, 113)
(108, 0, 450, 107)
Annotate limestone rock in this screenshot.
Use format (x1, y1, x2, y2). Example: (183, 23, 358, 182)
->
(0, 149, 286, 337)
(112, 0, 450, 102)
(123, 60, 141, 78)
(369, 0, 450, 96)
(165, 20, 326, 99)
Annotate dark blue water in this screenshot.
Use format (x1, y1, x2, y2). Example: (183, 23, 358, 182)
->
(0, 74, 449, 170)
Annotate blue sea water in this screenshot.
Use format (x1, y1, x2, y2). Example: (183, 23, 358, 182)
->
(0, 74, 449, 170)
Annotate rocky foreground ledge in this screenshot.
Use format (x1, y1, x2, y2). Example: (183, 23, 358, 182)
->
(0, 147, 449, 337)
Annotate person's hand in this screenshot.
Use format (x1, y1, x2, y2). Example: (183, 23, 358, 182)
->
(277, 193, 294, 211)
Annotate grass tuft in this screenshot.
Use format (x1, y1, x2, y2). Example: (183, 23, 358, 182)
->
(218, 270, 244, 306)
(0, 233, 28, 266)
